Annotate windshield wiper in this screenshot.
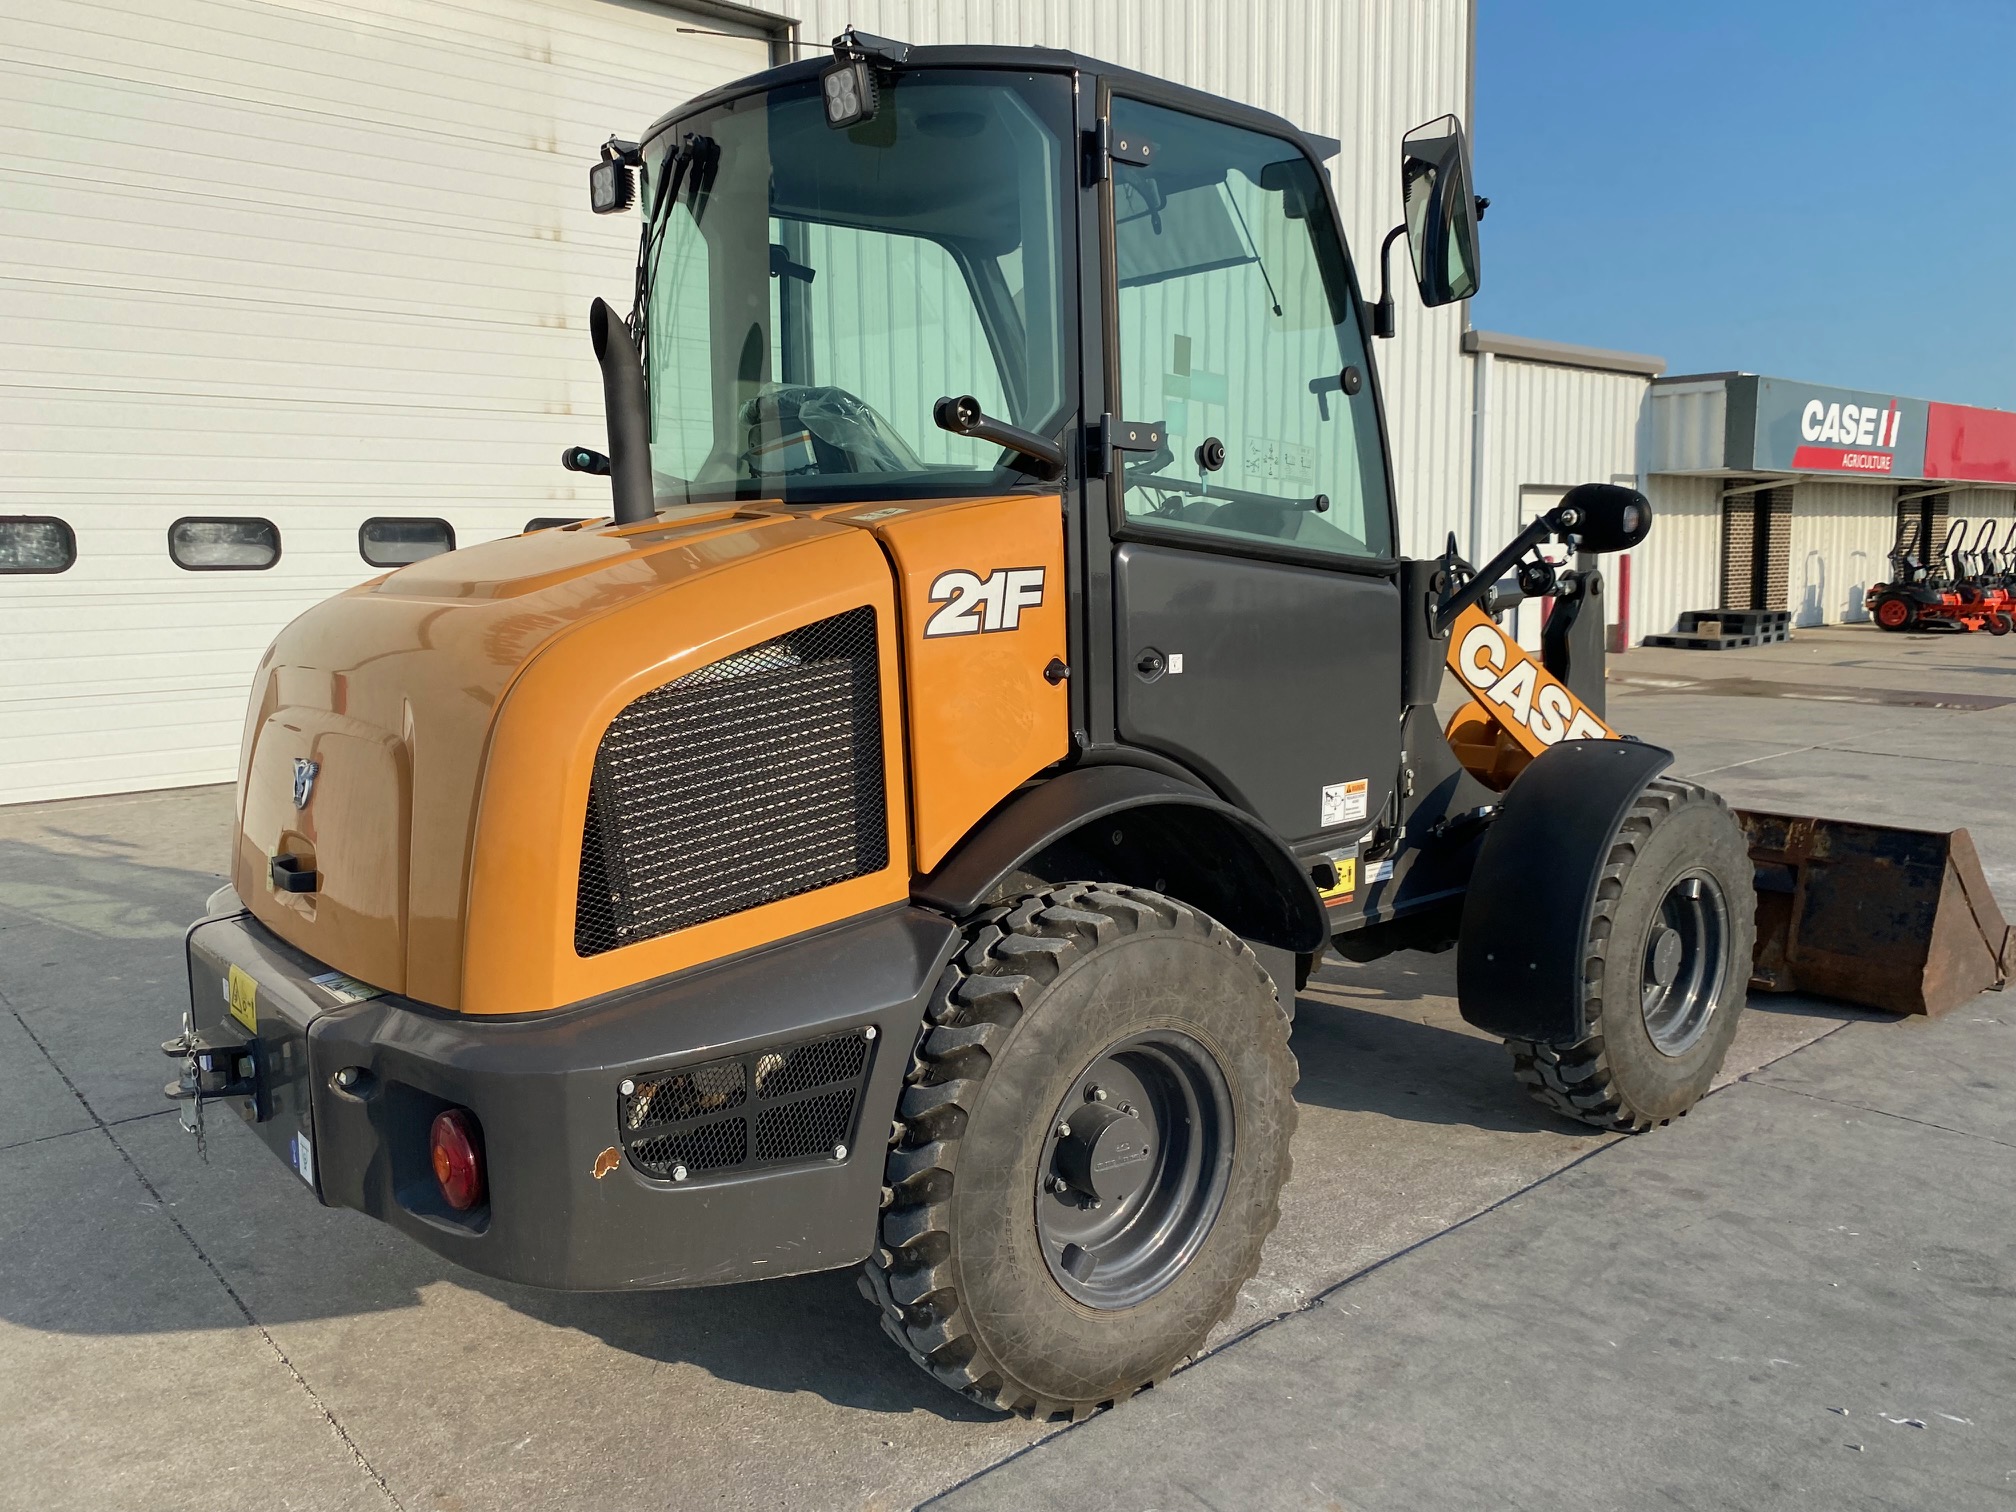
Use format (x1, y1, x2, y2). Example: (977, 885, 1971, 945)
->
(631, 132, 720, 349)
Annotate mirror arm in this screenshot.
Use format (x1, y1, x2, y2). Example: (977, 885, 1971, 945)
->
(933, 395, 1065, 480)
(1435, 514, 1552, 634)
(1371, 223, 1405, 340)
(1434, 498, 1605, 635)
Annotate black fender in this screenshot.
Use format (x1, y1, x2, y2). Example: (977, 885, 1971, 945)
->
(1455, 737, 1675, 1040)
(914, 765, 1327, 954)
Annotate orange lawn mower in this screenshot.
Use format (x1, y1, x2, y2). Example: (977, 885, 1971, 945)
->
(1954, 519, 2015, 636)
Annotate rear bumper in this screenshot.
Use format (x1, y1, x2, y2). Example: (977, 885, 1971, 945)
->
(182, 891, 958, 1290)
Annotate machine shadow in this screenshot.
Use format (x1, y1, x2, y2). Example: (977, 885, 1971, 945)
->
(488, 1269, 1006, 1421)
(1285, 951, 1568, 1137)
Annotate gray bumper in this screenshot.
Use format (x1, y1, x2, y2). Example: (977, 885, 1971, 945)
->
(182, 894, 958, 1290)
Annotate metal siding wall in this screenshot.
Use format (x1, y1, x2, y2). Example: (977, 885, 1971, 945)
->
(1633, 475, 1722, 645)
(1647, 382, 1726, 474)
(1482, 358, 1647, 644)
(1950, 487, 2016, 534)
(746, 0, 1476, 557)
(1787, 480, 1894, 627)
(0, 0, 773, 805)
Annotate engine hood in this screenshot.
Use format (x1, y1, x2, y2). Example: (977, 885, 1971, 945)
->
(232, 507, 907, 1012)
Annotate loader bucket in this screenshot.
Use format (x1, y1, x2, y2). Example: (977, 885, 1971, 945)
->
(1737, 811, 2014, 1016)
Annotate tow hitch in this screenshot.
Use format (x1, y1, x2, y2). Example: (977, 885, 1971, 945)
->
(163, 1019, 262, 1157)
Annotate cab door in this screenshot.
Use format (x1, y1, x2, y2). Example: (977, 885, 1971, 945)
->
(1104, 96, 1403, 845)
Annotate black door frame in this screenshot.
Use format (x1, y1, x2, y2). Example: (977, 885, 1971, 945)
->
(1071, 69, 1408, 774)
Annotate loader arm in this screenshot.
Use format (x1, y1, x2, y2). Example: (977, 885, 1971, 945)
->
(1440, 602, 1616, 791)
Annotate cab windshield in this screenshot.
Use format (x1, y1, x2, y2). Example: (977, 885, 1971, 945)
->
(638, 71, 1072, 505)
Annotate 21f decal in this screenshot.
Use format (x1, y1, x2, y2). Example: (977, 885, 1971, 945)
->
(925, 567, 1046, 637)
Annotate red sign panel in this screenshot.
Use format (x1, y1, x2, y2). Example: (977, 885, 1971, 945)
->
(1790, 445, 1895, 474)
(1926, 402, 2016, 484)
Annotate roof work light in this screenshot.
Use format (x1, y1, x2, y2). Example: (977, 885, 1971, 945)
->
(821, 29, 910, 129)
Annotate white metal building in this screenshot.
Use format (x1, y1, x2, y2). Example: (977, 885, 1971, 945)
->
(1, 0, 1475, 805)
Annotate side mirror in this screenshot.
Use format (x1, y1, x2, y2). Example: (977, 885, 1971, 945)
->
(1549, 483, 1652, 554)
(1400, 115, 1481, 306)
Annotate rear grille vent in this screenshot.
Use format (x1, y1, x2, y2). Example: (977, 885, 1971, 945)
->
(621, 1029, 875, 1181)
(575, 607, 886, 957)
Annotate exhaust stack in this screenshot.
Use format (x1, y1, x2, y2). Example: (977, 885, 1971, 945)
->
(589, 297, 656, 526)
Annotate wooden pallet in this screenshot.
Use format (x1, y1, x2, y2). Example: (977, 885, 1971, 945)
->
(1640, 609, 1793, 651)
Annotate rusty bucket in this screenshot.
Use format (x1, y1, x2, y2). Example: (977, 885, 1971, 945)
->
(1738, 811, 2014, 1016)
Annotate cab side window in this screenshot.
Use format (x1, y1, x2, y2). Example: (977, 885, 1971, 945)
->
(1112, 98, 1391, 560)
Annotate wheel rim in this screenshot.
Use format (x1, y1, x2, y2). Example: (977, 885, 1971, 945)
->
(1034, 1030, 1234, 1309)
(1877, 598, 1910, 628)
(1640, 870, 1731, 1056)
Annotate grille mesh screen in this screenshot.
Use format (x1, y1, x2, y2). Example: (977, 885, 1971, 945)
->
(576, 607, 886, 957)
(621, 1030, 874, 1181)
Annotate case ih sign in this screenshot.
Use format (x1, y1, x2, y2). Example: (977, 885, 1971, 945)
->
(1721, 376, 2016, 483)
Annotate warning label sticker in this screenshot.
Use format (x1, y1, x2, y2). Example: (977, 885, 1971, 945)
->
(1320, 779, 1369, 828)
(225, 964, 258, 1034)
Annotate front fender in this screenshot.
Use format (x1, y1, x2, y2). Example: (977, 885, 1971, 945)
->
(914, 764, 1327, 953)
(1455, 738, 1675, 1040)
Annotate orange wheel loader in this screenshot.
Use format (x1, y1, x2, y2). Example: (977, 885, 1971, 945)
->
(169, 33, 1979, 1420)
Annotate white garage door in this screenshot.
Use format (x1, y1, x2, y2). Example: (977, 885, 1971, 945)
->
(0, 0, 774, 805)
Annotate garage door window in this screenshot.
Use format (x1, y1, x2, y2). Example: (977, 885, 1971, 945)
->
(360, 517, 455, 567)
(169, 517, 280, 571)
(0, 516, 76, 573)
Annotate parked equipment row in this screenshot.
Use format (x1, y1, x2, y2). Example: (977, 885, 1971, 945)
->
(1868, 519, 2016, 635)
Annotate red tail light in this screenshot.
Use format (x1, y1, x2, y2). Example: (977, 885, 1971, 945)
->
(430, 1108, 486, 1211)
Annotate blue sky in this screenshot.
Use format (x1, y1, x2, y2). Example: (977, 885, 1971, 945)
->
(1471, 1, 2016, 409)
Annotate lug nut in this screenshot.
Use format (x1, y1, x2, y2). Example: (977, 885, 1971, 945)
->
(1050, 1176, 1071, 1194)
(1086, 1085, 1108, 1102)
(619, 1077, 636, 1096)
(1056, 1121, 1072, 1139)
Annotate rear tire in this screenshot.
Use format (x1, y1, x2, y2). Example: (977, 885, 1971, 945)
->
(1990, 612, 2012, 637)
(861, 884, 1296, 1419)
(1874, 592, 1916, 631)
(1507, 778, 1754, 1132)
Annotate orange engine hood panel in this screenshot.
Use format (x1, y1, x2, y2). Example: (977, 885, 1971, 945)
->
(844, 494, 1069, 871)
(232, 508, 908, 1011)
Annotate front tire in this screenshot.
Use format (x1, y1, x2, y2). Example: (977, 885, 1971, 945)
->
(860, 884, 1296, 1419)
(1874, 592, 1916, 631)
(1507, 778, 1755, 1132)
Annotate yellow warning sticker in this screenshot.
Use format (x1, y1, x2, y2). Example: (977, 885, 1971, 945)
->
(226, 964, 258, 1034)
(1319, 855, 1358, 901)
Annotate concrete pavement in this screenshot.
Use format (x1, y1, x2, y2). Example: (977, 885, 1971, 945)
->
(3, 623, 2013, 1510)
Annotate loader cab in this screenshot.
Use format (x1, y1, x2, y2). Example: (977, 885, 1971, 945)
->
(624, 45, 1434, 852)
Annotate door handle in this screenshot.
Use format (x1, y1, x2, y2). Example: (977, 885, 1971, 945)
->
(1135, 648, 1166, 680)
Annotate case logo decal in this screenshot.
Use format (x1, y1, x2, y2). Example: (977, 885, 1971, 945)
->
(1448, 605, 1612, 753)
(924, 567, 1046, 637)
